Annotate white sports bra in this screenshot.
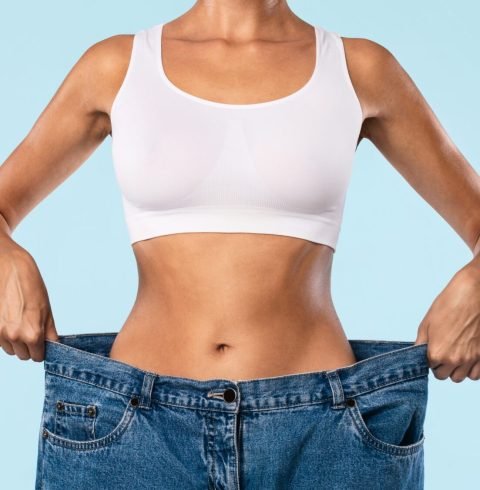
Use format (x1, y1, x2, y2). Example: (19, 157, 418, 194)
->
(110, 22, 363, 252)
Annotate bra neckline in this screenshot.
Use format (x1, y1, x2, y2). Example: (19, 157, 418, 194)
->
(154, 22, 321, 110)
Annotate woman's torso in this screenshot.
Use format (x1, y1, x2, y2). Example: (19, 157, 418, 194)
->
(106, 18, 364, 381)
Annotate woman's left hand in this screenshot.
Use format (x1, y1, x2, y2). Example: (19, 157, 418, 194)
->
(414, 262, 480, 382)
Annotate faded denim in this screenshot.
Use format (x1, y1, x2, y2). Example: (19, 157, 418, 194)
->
(35, 333, 430, 489)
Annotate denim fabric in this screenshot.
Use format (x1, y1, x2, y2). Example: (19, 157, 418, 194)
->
(35, 333, 430, 489)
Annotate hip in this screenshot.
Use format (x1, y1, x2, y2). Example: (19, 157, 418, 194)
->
(35, 333, 430, 489)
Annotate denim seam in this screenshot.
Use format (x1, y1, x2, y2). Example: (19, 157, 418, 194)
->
(236, 412, 242, 489)
(144, 373, 427, 413)
(150, 397, 332, 414)
(326, 371, 345, 408)
(47, 369, 327, 413)
(45, 340, 158, 377)
(45, 369, 136, 399)
(41, 433, 45, 490)
(39, 389, 47, 490)
(349, 340, 420, 345)
(332, 345, 428, 374)
(58, 332, 117, 338)
(234, 411, 240, 490)
(345, 372, 429, 400)
(207, 411, 216, 490)
(44, 370, 427, 415)
(44, 348, 428, 416)
(139, 373, 155, 410)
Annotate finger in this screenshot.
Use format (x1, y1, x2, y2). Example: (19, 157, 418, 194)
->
(0, 340, 15, 356)
(18, 322, 45, 362)
(43, 316, 59, 342)
(415, 324, 428, 345)
(427, 348, 443, 371)
(11, 341, 31, 361)
(450, 362, 475, 383)
(468, 361, 480, 381)
(27, 331, 45, 362)
(431, 364, 452, 381)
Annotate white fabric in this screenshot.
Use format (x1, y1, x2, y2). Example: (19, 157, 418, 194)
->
(110, 23, 363, 252)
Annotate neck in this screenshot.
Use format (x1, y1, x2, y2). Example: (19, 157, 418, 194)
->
(185, 0, 295, 39)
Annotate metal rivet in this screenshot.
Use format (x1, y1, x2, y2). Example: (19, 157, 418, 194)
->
(56, 401, 64, 410)
(346, 398, 356, 407)
(87, 406, 96, 417)
(130, 397, 139, 406)
(42, 429, 48, 439)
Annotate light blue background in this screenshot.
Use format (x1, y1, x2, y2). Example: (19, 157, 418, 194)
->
(1, 1, 479, 488)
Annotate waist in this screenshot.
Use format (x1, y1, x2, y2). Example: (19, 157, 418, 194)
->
(43, 334, 430, 410)
(108, 307, 357, 381)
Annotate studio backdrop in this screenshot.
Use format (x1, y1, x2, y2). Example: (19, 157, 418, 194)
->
(0, 1, 479, 489)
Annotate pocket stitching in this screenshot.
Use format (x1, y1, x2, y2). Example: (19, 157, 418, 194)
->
(44, 399, 138, 451)
(54, 400, 96, 439)
(346, 400, 425, 456)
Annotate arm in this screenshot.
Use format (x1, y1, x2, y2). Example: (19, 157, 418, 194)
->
(473, 231, 480, 257)
(343, 36, 480, 382)
(0, 33, 133, 362)
(0, 34, 134, 233)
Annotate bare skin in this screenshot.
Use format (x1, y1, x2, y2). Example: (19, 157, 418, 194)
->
(1, 0, 480, 382)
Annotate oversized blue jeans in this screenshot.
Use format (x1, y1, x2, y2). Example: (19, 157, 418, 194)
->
(35, 333, 430, 489)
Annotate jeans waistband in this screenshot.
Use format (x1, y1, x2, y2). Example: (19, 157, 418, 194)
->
(43, 333, 430, 413)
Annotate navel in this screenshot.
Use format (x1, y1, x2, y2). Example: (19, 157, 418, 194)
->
(214, 343, 231, 353)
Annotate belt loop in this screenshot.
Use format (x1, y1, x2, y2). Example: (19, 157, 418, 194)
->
(138, 373, 156, 410)
(325, 370, 346, 409)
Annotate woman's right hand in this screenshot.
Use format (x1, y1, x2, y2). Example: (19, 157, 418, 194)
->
(0, 240, 59, 362)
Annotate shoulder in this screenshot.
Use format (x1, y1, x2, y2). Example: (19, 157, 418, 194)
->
(79, 34, 135, 80)
(65, 34, 135, 117)
(339, 35, 415, 122)
(339, 35, 396, 73)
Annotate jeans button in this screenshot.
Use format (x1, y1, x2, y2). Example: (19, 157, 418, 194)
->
(223, 388, 237, 403)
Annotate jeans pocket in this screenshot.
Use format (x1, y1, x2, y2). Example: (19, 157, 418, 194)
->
(345, 374, 429, 456)
(54, 399, 97, 440)
(42, 371, 139, 451)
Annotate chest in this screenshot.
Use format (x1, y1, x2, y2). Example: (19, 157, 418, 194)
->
(113, 98, 357, 212)
(159, 31, 318, 106)
(109, 23, 363, 250)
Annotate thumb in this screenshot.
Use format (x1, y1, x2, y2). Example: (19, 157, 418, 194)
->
(44, 314, 60, 342)
(414, 321, 429, 345)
